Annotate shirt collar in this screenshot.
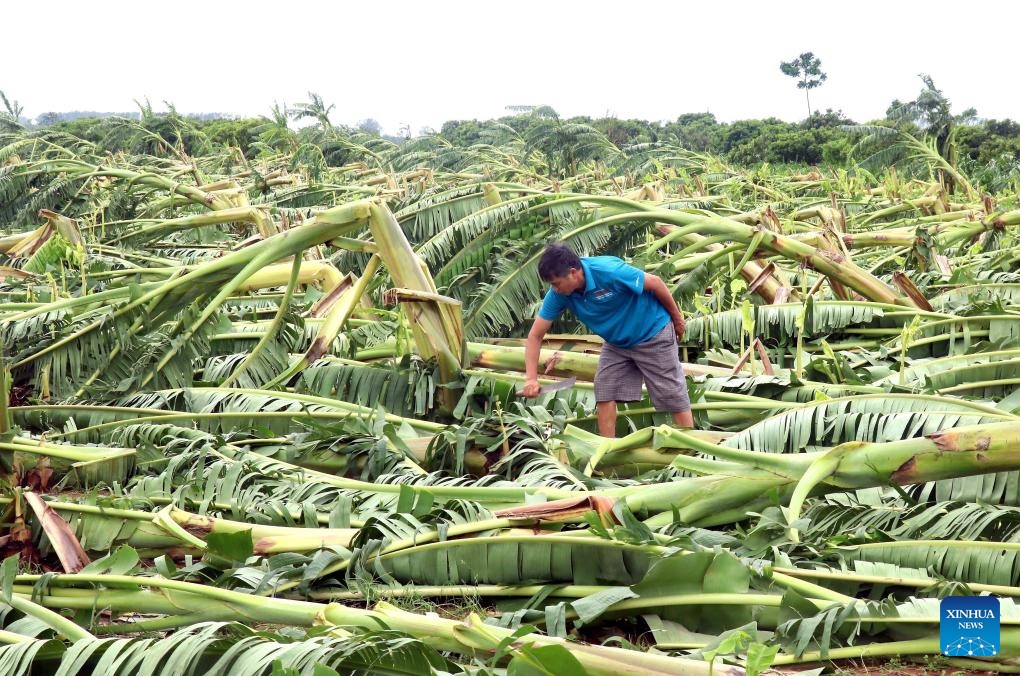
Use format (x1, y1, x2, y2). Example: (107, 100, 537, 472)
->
(580, 258, 595, 295)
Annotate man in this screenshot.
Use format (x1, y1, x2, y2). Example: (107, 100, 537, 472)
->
(522, 243, 694, 437)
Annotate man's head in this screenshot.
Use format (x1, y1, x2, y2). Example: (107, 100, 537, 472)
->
(538, 243, 584, 295)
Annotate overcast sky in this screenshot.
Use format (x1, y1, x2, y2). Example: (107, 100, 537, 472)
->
(5, 1, 1018, 135)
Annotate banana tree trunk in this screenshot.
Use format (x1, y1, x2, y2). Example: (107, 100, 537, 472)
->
(366, 202, 464, 413)
(467, 341, 731, 378)
(637, 209, 913, 306)
(8, 573, 732, 675)
(633, 420, 1020, 528)
(655, 224, 794, 303)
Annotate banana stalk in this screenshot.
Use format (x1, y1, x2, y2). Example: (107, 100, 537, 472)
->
(9, 573, 734, 675)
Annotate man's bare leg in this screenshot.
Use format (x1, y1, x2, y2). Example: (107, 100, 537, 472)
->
(597, 401, 617, 437)
(672, 410, 694, 429)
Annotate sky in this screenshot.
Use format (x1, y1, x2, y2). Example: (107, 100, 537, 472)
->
(4, 0, 1019, 136)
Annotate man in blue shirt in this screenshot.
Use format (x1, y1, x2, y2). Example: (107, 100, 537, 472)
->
(522, 243, 694, 436)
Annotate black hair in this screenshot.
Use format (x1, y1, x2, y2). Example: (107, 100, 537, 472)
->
(538, 243, 581, 281)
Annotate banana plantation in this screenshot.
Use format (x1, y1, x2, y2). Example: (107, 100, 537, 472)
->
(0, 107, 1019, 675)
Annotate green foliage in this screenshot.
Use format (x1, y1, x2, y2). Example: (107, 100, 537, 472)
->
(0, 622, 459, 675)
(2, 85, 1020, 674)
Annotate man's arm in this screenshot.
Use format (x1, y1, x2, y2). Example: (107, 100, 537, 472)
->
(643, 273, 686, 338)
(522, 317, 553, 397)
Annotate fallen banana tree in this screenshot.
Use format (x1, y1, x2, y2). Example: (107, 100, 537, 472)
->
(0, 568, 734, 675)
(1, 199, 465, 410)
(3, 115, 1020, 674)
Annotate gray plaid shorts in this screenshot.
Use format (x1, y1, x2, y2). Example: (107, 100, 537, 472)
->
(594, 323, 691, 412)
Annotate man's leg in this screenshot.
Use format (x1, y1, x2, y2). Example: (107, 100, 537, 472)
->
(631, 324, 695, 428)
(594, 343, 642, 439)
(597, 401, 618, 437)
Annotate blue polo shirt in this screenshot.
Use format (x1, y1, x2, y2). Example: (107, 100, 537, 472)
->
(538, 256, 670, 348)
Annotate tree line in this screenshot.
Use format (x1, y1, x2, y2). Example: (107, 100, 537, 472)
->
(5, 75, 1018, 173)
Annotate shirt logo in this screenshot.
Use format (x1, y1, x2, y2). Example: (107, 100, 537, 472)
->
(591, 288, 616, 301)
(940, 596, 1000, 656)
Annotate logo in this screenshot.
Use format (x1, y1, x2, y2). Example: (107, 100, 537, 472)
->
(940, 596, 1000, 656)
(590, 288, 616, 302)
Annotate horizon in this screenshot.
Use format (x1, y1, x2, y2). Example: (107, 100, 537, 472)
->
(9, 103, 898, 136)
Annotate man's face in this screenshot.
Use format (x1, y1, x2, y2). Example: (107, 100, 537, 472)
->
(547, 268, 583, 295)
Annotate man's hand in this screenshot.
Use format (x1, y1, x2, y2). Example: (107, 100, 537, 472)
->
(521, 379, 542, 397)
(673, 315, 686, 340)
(644, 273, 687, 342)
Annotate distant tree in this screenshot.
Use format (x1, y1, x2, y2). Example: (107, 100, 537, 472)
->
(519, 107, 619, 177)
(78, 98, 211, 160)
(0, 91, 24, 119)
(0, 90, 25, 132)
(254, 102, 297, 152)
(888, 75, 976, 157)
(36, 112, 63, 127)
(202, 117, 263, 157)
(666, 113, 721, 152)
(985, 119, 1020, 138)
(846, 75, 978, 197)
(801, 109, 853, 129)
(721, 118, 788, 164)
(780, 52, 827, 118)
(885, 99, 905, 118)
(886, 75, 976, 193)
(594, 117, 654, 147)
(289, 92, 335, 129)
(357, 118, 382, 136)
(440, 119, 486, 146)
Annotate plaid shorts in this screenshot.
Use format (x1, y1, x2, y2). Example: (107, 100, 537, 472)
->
(594, 323, 691, 412)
